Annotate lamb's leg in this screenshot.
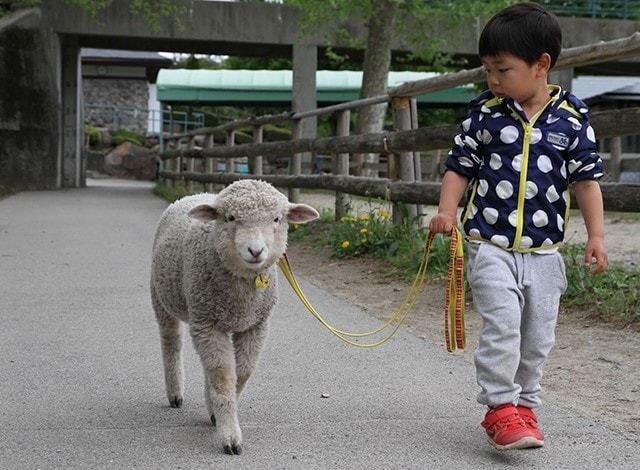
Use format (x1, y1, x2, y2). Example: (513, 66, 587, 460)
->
(233, 319, 268, 396)
(192, 327, 242, 455)
(152, 298, 184, 408)
(202, 362, 216, 427)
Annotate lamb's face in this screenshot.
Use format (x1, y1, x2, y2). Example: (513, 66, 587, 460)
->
(189, 180, 319, 277)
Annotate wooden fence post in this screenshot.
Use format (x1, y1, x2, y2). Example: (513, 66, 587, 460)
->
(226, 130, 235, 175)
(206, 133, 215, 193)
(392, 96, 417, 224)
(289, 119, 302, 202)
(609, 136, 622, 182)
(175, 138, 182, 187)
(335, 110, 351, 220)
(253, 125, 263, 176)
(187, 136, 196, 193)
(410, 97, 423, 220)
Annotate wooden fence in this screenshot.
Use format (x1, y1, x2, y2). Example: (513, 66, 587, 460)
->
(159, 33, 640, 215)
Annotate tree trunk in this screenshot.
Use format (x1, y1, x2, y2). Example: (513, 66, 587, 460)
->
(354, 0, 399, 176)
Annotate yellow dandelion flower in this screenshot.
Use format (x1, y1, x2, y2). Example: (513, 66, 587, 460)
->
(360, 228, 368, 234)
(341, 240, 350, 249)
(358, 214, 370, 221)
(377, 208, 390, 219)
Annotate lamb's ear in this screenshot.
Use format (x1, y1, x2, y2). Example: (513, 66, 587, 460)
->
(287, 203, 319, 224)
(188, 204, 222, 222)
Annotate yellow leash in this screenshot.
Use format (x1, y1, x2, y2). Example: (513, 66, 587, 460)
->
(277, 227, 466, 351)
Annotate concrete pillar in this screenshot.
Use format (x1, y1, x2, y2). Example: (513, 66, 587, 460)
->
(290, 41, 316, 202)
(292, 42, 317, 137)
(60, 41, 83, 187)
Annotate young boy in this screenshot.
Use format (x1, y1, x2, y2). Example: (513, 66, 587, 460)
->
(429, 2, 608, 450)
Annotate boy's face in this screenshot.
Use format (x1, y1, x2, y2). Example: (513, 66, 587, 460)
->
(481, 53, 550, 105)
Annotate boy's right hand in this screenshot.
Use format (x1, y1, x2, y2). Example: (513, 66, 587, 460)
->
(429, 212, 457, 235)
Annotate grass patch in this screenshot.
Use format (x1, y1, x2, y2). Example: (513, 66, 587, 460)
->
(290, 205, 457, 281)
(560, 243, 640, 325)
(153, 180, 209, 203)
(293, 206, 640, 326)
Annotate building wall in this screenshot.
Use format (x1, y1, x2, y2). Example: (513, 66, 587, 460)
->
(83, 78, 150, 133)
(0, 9, 59, 192)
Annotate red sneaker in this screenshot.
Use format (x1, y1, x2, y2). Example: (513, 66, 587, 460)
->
(516, 405, 545, 444)
(481, 404, 543, 450)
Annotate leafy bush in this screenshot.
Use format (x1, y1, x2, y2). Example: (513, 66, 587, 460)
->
(112, 129, 144, 146)
(84, 125, 102, 146)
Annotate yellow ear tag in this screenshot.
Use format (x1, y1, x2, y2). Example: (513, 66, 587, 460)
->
(254, 274, 270, 290)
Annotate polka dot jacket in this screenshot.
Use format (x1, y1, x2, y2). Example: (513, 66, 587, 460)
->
(445, 86, 603, 252)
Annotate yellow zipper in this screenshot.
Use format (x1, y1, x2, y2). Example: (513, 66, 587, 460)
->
(512, 101, 553, 249)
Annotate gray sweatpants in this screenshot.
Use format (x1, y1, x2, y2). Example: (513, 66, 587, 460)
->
(466, 242, 567, 409)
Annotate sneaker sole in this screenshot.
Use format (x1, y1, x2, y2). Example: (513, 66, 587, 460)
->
(488, 436, 544, 450)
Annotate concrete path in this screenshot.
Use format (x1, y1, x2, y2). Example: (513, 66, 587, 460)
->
(0, 179, 637, 469)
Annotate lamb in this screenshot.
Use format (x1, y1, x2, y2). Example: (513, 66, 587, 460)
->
(150, 179, 318, 455)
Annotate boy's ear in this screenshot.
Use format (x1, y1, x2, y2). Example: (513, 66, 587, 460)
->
(537, 53, 552, 76)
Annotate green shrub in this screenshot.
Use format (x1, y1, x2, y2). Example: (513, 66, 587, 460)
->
(112, 129, 144, 146)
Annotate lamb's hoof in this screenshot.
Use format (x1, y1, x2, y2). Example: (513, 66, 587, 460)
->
(210, 414, 216, 427)
(223, 443, 242, 455)
(169, 397, 183, 408)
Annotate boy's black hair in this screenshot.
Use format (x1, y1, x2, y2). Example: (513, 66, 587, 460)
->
(479, 2, 562, 68)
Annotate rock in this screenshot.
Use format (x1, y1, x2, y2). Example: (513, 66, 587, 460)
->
(104, 142, 157, 180)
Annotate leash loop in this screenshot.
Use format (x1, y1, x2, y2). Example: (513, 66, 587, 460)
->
(278, 227, 466, 351)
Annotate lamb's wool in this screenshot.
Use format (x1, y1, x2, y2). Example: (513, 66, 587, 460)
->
(149, 179, 317, 455)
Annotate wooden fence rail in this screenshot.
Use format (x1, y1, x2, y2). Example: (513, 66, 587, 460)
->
(160, 107, 640, 161)
(157, 171, 640, 213)
(158, 32, 640, 214)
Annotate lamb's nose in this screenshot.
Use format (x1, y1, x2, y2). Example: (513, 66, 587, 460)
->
(248, 247, 264, 258)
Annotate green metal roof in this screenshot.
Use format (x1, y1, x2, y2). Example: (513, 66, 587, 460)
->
(156, 69, 474, 106)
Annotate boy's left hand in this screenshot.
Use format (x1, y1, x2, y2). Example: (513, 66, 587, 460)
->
(584, 237, 608, 274)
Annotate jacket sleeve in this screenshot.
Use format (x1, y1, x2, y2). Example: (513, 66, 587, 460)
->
(566, 120, 604, 183)
(444, 110, 483, 181)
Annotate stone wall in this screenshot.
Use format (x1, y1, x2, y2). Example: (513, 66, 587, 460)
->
(0, 8, 59, 192)
(83, 78, 150, 133)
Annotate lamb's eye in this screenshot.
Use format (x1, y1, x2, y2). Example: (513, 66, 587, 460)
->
(274, 217, 280, 223)
(226, 215, 235, 222)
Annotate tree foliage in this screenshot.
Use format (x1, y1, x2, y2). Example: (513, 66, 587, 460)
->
(55, 0, 182, 31)
(284, 0, 515, 69)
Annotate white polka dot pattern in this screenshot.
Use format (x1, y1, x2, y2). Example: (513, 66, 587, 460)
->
(500, 126, 519, 144)
(496, 180, 514, 199)
(477, 179, 488, 197)
(512, 154, 522, 172)
(530, 128, 542, 144)
(519, 236, 533, 248)
(525, 181, 538, 199)
(491, 234, 510, 248)
(490, 153, 502, 170)
(537, 155, 552, 173)
(568, 159, 582, 174)
(447, 89, 603, 251)
(546, 185, 560, 203)
(483, 207, 498, 225)
(532, 210, 548, 227)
